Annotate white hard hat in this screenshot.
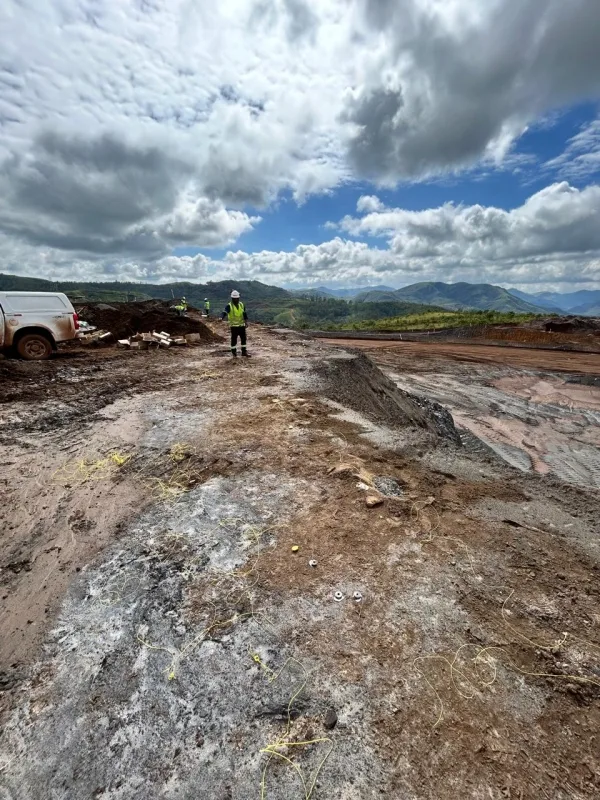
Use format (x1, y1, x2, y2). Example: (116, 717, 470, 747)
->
(231, 290, 240, 299)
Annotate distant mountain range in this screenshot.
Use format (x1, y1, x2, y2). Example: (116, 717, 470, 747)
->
(3, 271, 598, 320)
(350, 282, 546, 313)
(292, 285, 395, 299)
(0, 273, 436, 328)
(508, 288, 600, 316)
(0, 274, 291, 306)
(302, 282, 600, 315)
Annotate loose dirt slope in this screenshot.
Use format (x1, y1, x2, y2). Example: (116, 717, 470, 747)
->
(77, 299, 222, 341)
(1, 326, 599, 800)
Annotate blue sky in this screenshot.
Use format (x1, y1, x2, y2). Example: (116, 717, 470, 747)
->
(172, 100, 600, 289)
(1, 1, 600, 292)
(191, 101, 600, 262)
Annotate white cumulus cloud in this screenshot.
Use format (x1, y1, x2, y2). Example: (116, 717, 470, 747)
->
(0, 0, 599, 286)
(3, 181, 600, 292)
(341, 183, 600, 263)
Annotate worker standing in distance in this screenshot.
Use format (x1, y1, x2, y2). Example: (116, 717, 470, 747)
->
(221, 290, 250, 357)
(175, 296, 187, 316)
(204, 297, 210, 317)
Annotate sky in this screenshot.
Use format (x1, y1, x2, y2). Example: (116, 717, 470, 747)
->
(1, 0, 600, 293)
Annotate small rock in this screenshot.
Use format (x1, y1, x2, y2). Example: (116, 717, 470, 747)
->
(324, 708, 338, 730)
(373, 476, 404, 497)
(366, 495, 384, 508)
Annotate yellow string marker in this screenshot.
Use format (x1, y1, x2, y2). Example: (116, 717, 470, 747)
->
(251, 652, 275, 679)
(254, 655, 335, 800)
(291, 545, 300, 553)
(110, 451, 131, 467)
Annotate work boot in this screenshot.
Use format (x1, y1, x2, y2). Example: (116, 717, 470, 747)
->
(242, 351, 251, 357)
(231, 351, 237, 357)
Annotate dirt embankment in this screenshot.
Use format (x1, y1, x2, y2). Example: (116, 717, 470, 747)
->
(323, 337, 600, 374)
(337, 339, 600, 490)
(314, 350, 460, 444)
(76, 299, 222, 342)
(314, 316, 600, 353)
(1, 327, 600, 800)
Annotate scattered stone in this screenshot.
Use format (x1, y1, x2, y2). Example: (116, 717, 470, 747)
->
(373, 476, 404, 497)
(257, 699, 308, 720)
(324, 708, 338, 730)
(366, 494, 384, 508)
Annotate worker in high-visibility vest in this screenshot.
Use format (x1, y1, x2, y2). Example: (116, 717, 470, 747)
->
(175, 296, 187, 316)
(221, 290, 250, 357)
(204, 298, 210, 317)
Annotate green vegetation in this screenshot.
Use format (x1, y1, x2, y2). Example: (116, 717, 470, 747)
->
(354, 281, 547, 313)
(0, 273, 438, 329)
(0, 275, 290, 309)
(266, 298, 439, 329)
(0, 273, 551, 330)
(341, 309, 544, 332)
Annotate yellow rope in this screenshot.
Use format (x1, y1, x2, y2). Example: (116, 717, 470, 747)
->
(415, 591, 600, 728)
(52, 451, 131, 485)
(254, 655, 335, 800)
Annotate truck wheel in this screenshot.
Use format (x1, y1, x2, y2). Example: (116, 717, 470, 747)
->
(16, 333, 53, 361)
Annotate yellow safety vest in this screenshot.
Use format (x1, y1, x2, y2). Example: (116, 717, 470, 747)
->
(205, 300, 210, 310)
(227, 301, 245, 327)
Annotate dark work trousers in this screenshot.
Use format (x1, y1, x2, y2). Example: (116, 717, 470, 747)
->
(230, 325, 247, 355)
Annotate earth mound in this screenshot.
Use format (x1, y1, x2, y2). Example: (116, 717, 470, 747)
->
(76, 300, 222, 342)
(313, 350, 460, 444)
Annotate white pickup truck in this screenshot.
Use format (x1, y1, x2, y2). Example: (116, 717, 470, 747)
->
(0, 291, 80, 360)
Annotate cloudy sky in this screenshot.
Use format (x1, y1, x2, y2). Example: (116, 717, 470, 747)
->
(1, 0, 600, 292)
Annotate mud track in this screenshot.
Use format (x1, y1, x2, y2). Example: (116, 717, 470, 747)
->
(1, 326, 599, 800)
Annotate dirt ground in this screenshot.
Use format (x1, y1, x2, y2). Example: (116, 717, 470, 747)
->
(1, 325, 600, 799)
(75, 300, 221, 342)
(316, 317, 600, 354)
(333, 340, 600, 489)
(323, 338, 600, 373)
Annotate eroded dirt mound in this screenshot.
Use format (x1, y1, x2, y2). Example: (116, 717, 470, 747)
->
(313, 350, 460, 443)
(567, 374, 600, 387)
(76, 300, 221, 342)
(544, 316, 600, 333)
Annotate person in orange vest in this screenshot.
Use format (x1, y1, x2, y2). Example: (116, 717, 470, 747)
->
(221, 290, 250, 357)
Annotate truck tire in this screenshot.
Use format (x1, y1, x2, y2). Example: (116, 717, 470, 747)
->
(16, 333, 53, 361)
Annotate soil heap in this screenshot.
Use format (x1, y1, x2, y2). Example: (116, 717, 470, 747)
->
(543, 316, 600, 333)
(76, 300, 222, 342)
